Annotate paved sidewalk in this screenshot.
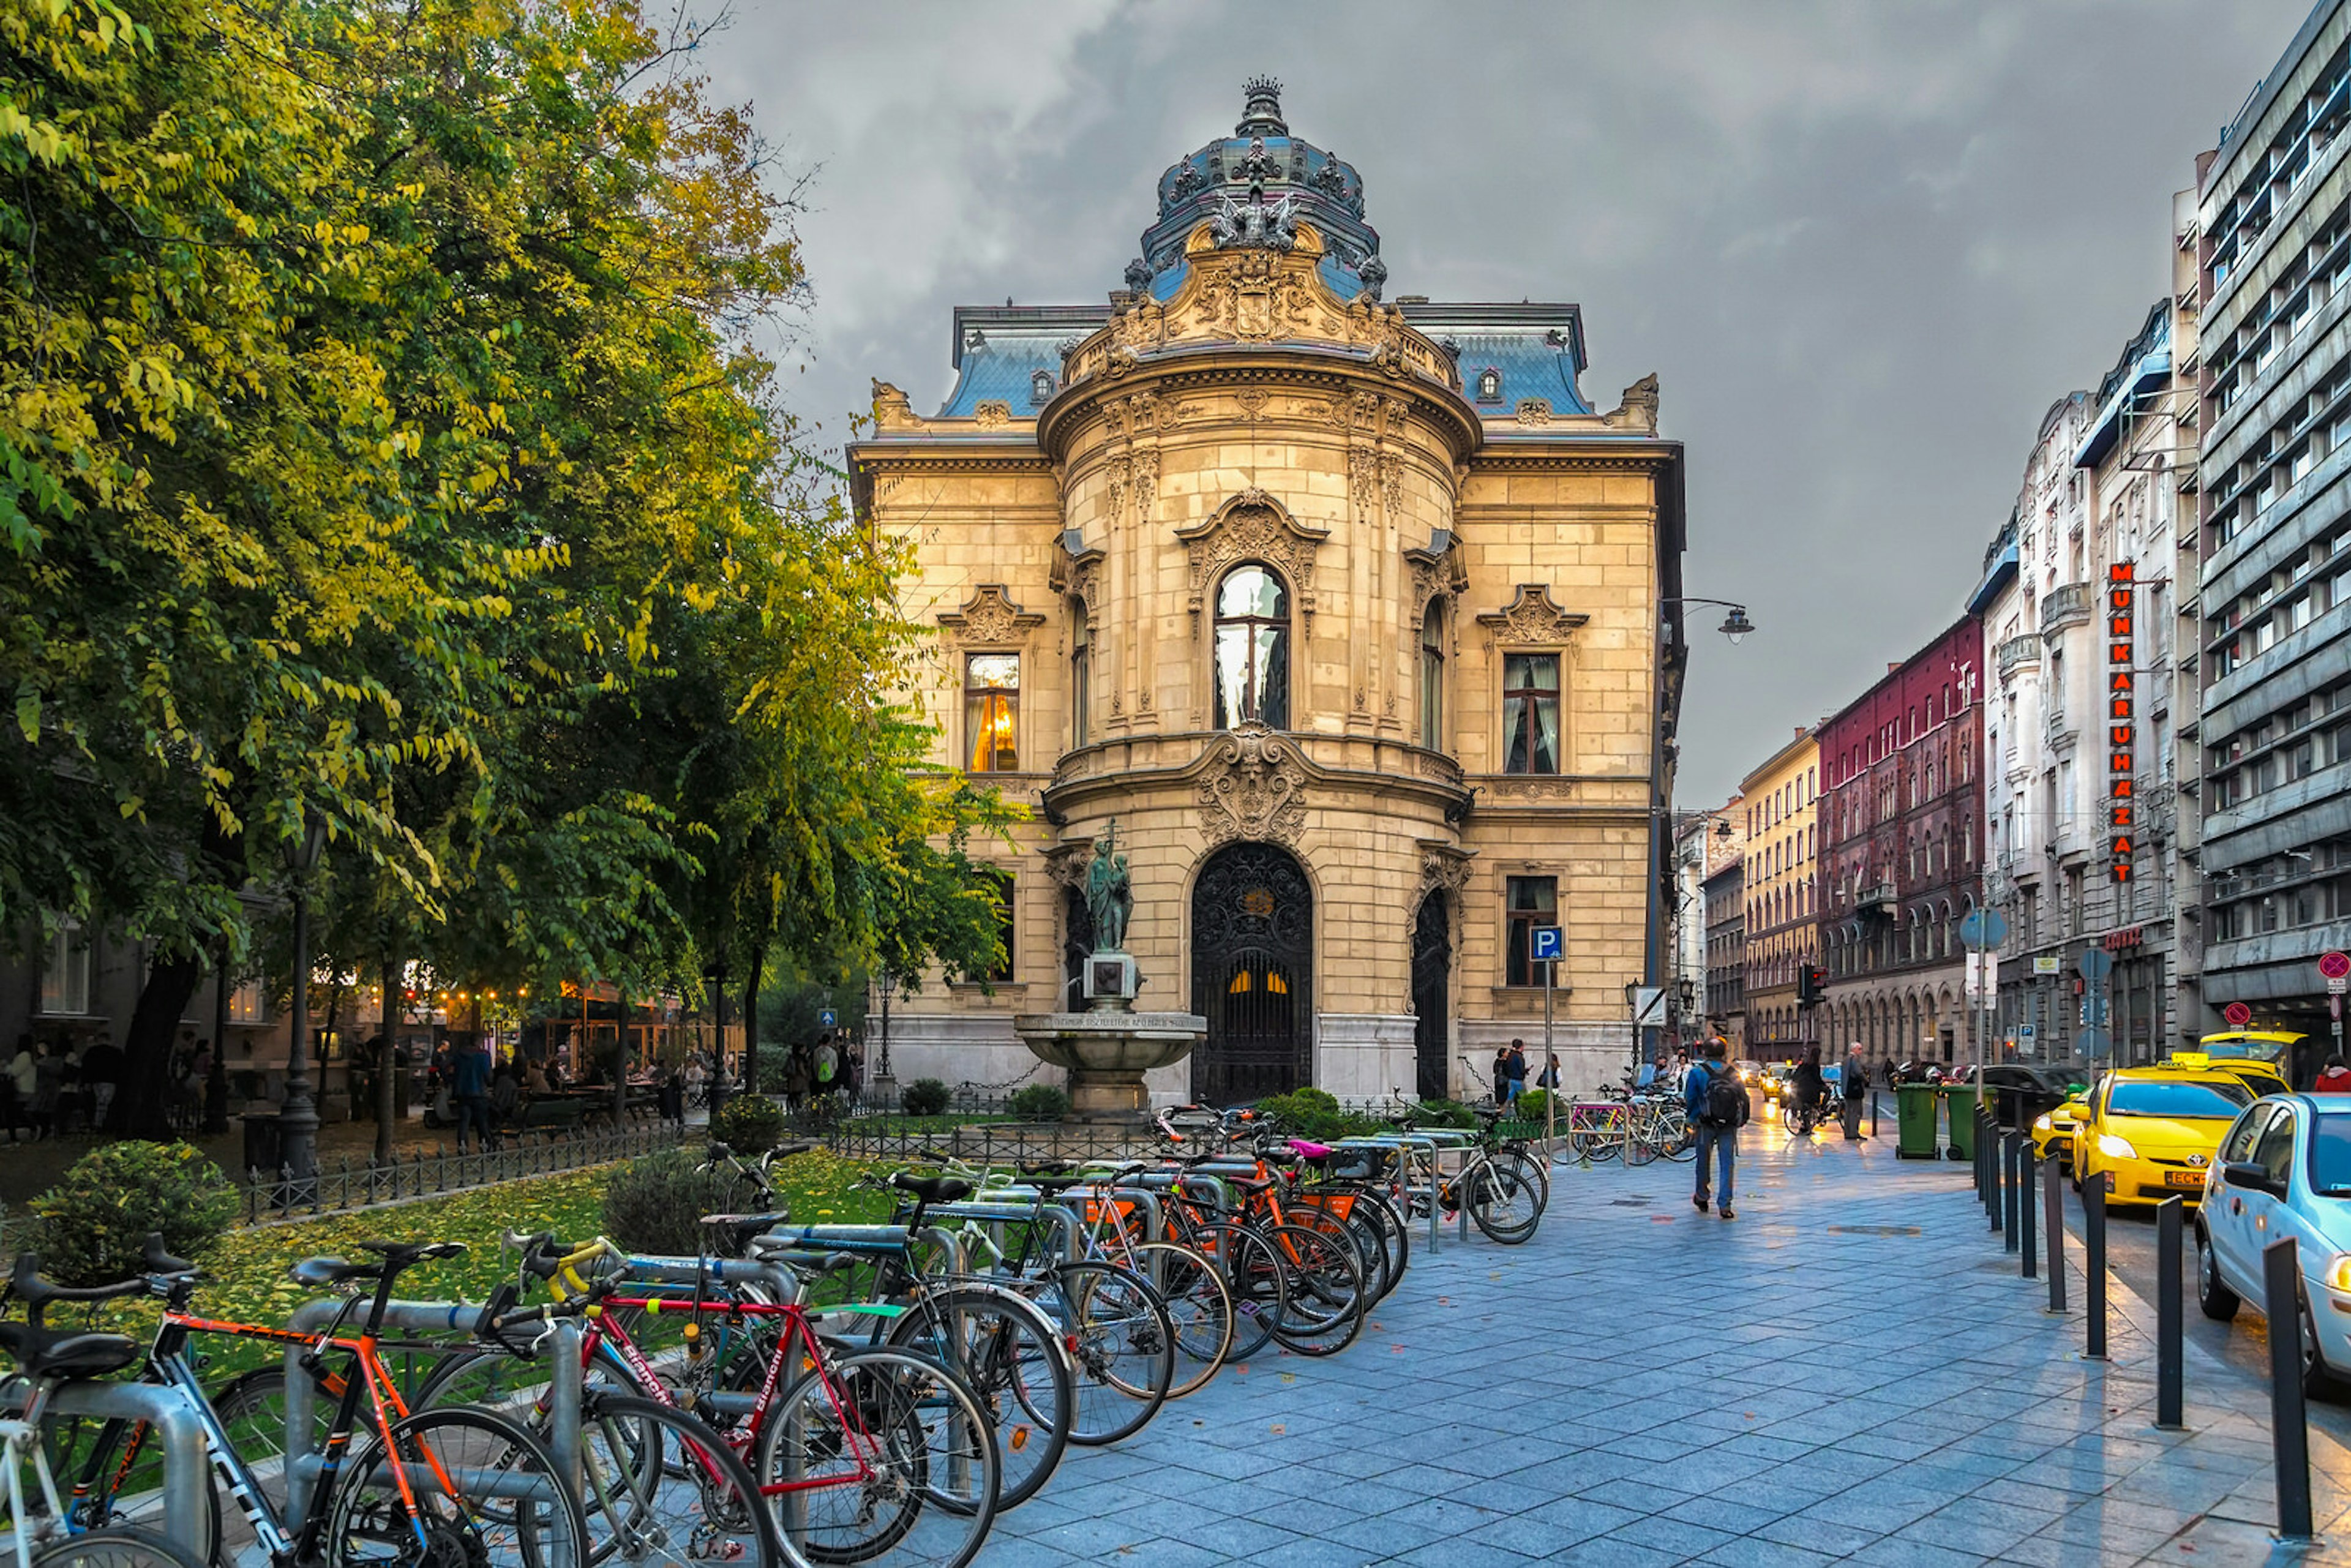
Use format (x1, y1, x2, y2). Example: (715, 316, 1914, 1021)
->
(983, 1123, 2351, 1566)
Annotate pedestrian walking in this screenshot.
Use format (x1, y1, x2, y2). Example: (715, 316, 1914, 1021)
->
(452, 1035, 495, 1154)
(31, 1040, 64, 1139)
(8, 1035, 38, 1141)
(1688, 1038, 1748, 1219)
(813, 1032, 839, 1097)
(1793, 1045, 1826, 1133)
(1504, 1040, 1528, 1108)
(1840, 1042, 1867, 1140)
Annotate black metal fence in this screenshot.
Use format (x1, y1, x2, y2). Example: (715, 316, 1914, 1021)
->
(821, 1120, 1157, 1164)
(239, 1120, 691, 1225)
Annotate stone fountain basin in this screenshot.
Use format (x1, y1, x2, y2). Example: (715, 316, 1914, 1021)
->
(1014, 1011, 1206, 1073)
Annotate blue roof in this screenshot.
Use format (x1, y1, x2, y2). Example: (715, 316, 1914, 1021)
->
(937, 306, 1108, 419)
(1398, 304, 1592, 417)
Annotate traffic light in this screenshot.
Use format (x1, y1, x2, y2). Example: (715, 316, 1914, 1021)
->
(1798, 965, 1828, 1007)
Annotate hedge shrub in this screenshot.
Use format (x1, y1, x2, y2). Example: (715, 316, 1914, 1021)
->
(1255, 1087, 1380, 1140)
(709, 1093, 787, 1155)
(602, 1148, 763, 1256)
(900, 1078, 951, 1117)
(1008, 1084, 1071, 1122)
(29, 1141, 239, 1286)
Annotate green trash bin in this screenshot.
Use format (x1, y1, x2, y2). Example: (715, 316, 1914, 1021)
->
(1940, 1085, 1987, 1165)
(1894, 1082, 1941, 1160)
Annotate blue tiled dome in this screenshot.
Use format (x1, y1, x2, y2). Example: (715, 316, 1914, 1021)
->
(1128, 78, 1387, 302)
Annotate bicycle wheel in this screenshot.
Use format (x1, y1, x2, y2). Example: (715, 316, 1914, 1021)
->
(1491, 1145, 1552, 1209)
(1652, 1109, 1697, 1163)
(1125, 1242, 1233, 1397)
(1468, 1160, 1542, 1245)
(1194, 1221, 1286, 1362)
(324, 1405, 588, 1568)
(32, 1527, 206, 1568)
(1261, 1223, 1364, 1357)
(1025, 1262, 1174, 1446)
(47, 1412, 220, 1565)
(576, 1391, 777, 1568)
(1570, 1117, 1621, 1161)
(883, 1286, 1071, 1510)
(754, 1345, 999, 1568)
(1357, 1190, 1411, 1299)
(1289, 1200, 1387, 1305)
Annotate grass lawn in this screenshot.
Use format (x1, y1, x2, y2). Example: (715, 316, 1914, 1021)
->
(24, 1149, 889, 1380)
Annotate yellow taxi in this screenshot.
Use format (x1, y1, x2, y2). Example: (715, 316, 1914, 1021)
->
(2030, 1094, 2090, 1171)
(2070, 1067, 2260, 1207)
(2156, 1048, 2289, 1098)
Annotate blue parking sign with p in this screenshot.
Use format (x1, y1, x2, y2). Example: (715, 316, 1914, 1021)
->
(1531, 926, 1563, 962)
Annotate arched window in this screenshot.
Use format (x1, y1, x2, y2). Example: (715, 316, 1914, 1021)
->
(1476, 368, 1501, 402)
(1069, 604, 1091, 749)
(1030, 369, 1055, 405)
(1213, 565, 1290, 728)
(1419, 601, 1445, 748)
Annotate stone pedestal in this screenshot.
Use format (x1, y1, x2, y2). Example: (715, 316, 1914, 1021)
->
(1015, 1010, 1207, 1122)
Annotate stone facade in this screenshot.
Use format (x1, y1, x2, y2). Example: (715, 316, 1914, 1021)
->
(1739, 730, 1820, 1059)
(1817, 618, 1985, 1070)
(849, 83, 1685, 1105)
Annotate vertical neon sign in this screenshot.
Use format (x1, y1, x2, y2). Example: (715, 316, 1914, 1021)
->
(2107, 560, 2135, 883)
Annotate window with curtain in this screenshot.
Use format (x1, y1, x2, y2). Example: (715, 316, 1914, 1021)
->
(1502, 653, 1561, 773)
(39, 920, 90, 1015)
(1070, 609, 1090, 749)
(1505, 876, 1558, 987)
(962, 871, 1015, 982)
(964, 654, 1020, 772)
(1419, 603, 1445, 748)
(1213, 565, 1290, 728)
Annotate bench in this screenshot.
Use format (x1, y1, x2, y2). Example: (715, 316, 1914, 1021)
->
(510, 1097, 590, 1136)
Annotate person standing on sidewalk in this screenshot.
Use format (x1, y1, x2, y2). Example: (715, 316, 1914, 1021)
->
(1504, 1040, 1528, 1109)
(452, 1034, 495, 1154)
(1840, 1043, 1867, 1140)
(1688, 1039, 1747, 1218)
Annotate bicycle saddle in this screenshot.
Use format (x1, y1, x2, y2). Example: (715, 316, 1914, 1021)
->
(700, 1211, 792, 1254)
(289, 1256, 379, 1289)
(888, 1173, 973, 1205)
(0, 1321, 140, 1380)
(1286, 1139, 1334, 1160)
(1017, 1174, 1091, 1196)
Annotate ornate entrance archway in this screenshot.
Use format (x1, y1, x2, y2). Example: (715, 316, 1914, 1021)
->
(1191, 842, 1313, 1103)
(1411, 895, 1450, 1101)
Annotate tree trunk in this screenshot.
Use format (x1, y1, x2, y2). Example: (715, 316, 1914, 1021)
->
(741, 951, 763, 1100)
(117, 952, 205, 1138)
(612, 987, 629, 1130)
(204, 934, 231, 1135)
(376, 942, 401, 1166)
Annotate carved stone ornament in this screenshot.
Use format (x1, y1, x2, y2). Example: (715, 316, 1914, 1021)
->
(1197, 723, 1308, 847)
(1043, 840, 1092, 891)
(1475, 584, 1588, 648)
(1514, 398, 1553, 427)
(973, 400, 1013, 428)
(1403, 529, 1469, 633)
(1606, 373, 1660, 433)
(1174, 493, 1328, 632)
(937, 584, 1046, 647)
(1048, 530, 1104, 634)
(871, 380, 923, 431)
(1417, 846, 1475, 902)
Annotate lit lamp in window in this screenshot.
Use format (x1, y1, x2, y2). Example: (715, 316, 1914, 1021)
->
(964, 654, 1020, 771)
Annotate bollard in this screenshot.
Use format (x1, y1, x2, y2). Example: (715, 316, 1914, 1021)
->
(2156, 1195, 2185, 1429)
(2263, 1236, 2316, 1540)
(1989, 1117, 2005, 1234)
(2044, 1153, 2066, 1313)
(1976, 1106, 1991, 1204)
(2020, 1141, 2038, 1280)
(2004, 1133, 2022, 1253)
(2085, 1169, 2109, 1359)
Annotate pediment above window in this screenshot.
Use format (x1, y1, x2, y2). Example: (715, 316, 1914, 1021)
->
(938, 584, 1046, 647)
(1172, 492, 1329, 632)
(1475, 584, 1588, 647)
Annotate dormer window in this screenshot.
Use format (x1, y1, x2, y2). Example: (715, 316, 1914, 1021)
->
(1475, 369, 1501, 403)
(1031, 369, 1055, 405)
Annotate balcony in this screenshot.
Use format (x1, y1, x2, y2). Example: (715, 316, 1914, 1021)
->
(1856, 883, 1897, 918)
(1997, 635, 2041, 680)
(2040, 582, 2093, 634)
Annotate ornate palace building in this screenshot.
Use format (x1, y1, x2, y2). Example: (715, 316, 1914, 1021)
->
(851, 81, 1688, 1105)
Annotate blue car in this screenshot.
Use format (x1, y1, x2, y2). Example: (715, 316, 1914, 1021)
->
(2197, 1092, 2351, 1394)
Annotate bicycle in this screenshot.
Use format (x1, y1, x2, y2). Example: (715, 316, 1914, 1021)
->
(13, 1236, 588, 1568)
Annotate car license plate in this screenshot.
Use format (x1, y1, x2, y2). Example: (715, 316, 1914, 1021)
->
(2165, 1169, 2205, 1189)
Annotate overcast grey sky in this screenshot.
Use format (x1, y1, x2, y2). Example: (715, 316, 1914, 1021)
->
(700, 0, 2308, 805)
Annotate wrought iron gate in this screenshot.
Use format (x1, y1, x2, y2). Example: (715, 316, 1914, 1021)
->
(1191, 842, 1313, 1103)
(1411, 894, 1450, 1101)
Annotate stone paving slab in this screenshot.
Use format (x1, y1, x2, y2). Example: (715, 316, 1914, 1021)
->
(976, 1128, 2351, 1565)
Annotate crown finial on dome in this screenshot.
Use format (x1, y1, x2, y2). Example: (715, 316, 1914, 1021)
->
(1237, 76, 1286, 136)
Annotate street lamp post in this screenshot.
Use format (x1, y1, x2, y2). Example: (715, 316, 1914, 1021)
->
(279, 814, 328, 1195)
(1645, 598, 1756, 1075)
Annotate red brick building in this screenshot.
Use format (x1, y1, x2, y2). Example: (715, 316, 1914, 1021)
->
(1817, 615, 1987, 1068)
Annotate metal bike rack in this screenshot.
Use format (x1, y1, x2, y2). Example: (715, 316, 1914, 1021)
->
(0, 1378, 211, 1560)
(1331, 1134, 1445, 1253)
(284, 1297, 582, 1518)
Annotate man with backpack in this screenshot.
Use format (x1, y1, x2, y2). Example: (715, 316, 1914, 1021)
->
(1687, 1037, 1749, 1219)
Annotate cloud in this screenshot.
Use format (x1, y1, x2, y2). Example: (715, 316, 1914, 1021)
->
(697, 0, 2308, 801)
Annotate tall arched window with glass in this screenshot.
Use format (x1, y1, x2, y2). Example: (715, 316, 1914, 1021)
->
(1502, 652, 1560, 773)
(1069, 607, 1090, 749)
(1213, 565, 1289, 729)
(964, 653, 1020, 772)
(1419, 602, 1445, 749)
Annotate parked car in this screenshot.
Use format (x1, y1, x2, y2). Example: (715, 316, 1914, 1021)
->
(2072, 1068, 2256, 1207)
(2031, 1093, 2090, 1171)
(2197, 1092, 2351, 1394)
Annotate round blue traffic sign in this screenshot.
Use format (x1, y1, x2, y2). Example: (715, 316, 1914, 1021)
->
(1959, 907, 2008, 951)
